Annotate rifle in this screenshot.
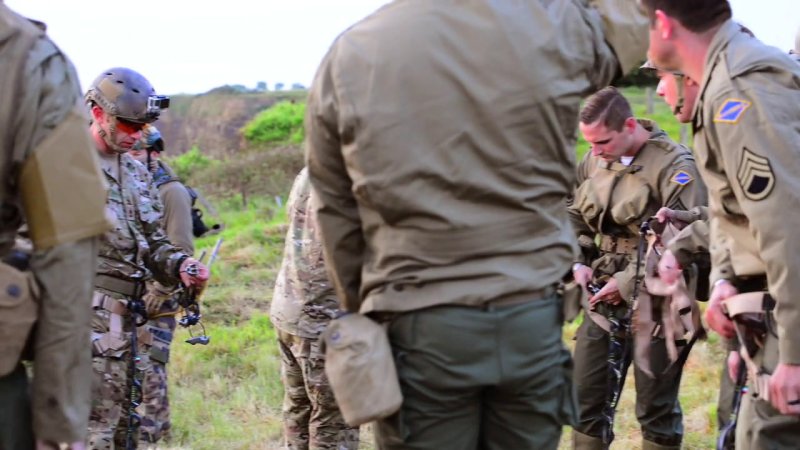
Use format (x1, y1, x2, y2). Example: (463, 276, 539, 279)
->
(125, 283, 148, 450)
(600, 220, 650, 446)
(717, 358, 748, 450)
(177, 237, 222, 345)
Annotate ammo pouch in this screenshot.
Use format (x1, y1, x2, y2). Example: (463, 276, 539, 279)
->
(322, 313, 403, 426)
(0, 261, 38, 376)
(143, 325, 172, 364)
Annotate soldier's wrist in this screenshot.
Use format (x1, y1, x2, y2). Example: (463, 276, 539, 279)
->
(713, 278, 731, 288)
(174, 254, 189, 278)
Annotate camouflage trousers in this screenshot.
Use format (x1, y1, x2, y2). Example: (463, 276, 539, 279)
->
(277, 329, 359, 450)
(89, 305, 142, 450)
(138, 299, 178, 447)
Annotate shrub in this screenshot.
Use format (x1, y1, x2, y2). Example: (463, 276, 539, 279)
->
(166, 145, 215, 180)
(242, 101, 306, 145)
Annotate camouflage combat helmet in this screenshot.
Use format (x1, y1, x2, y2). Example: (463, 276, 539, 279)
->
(85, 67, 169, 152)
(85, 68, 168, 123)
(141, 124, 164, 152)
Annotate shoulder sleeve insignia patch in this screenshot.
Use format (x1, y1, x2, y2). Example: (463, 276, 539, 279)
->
(671, 170, 693, 186)
(713, 98, 751, 123)
(737, 148, 775, 201)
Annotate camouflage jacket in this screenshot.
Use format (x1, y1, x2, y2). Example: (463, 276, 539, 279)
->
(270, 168, 340, 338)
(97, 152, 185, 289)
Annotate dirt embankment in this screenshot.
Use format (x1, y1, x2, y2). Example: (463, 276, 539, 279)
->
(156, 90, 306, 157)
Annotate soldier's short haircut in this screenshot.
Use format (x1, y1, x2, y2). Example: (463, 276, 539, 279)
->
(579, 87, 632, 132)
(641, 0, 732, 33)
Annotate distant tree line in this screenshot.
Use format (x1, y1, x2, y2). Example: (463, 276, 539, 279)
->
(205, 82, 308, 95)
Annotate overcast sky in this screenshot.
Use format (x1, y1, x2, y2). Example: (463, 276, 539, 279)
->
(5, 0, 797, 95)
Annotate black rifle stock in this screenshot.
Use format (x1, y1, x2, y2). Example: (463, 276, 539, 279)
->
(125, 290, 147, 450)
(600, 220, 650, 446)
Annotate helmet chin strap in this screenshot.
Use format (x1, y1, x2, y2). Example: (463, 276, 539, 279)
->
(96, 117, 130, 154)
(672, 75, 685, 116)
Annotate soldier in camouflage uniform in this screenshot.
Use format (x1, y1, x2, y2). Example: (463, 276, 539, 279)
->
(84, 67, 209, 450)
(128, 125, 195, 447)
(0, 3, 109, 449)
(270, 168, 359, 450)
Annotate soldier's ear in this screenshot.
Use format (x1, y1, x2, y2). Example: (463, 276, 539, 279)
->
(90, 105, 105, 123)
(653, 10, 674, 40)
(624, 117, 638, 133)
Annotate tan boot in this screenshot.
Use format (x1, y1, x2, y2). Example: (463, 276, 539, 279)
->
(572, 430, 606, 450)
(642, 439, 681, 450)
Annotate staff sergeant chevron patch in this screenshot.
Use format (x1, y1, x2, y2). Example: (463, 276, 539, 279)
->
(737, 148, 774, 201)
(714, 98, 751, 123)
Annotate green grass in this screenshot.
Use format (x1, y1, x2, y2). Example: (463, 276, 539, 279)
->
(162, 87, 720, 450)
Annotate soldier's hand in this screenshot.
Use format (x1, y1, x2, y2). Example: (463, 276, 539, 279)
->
(572, 264, 594, 291)
(657, 249, 683, 285)
(705, 280, 737, 339)
(655, 207, 676, 223)
(727, 351, 742, 384)
(589, 277, 623, 306)
(179, 257, 209, 289)
(768, 363, 800, 415)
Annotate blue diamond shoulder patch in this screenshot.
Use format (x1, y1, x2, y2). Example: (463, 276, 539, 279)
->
(671, 170, 693, 186)
(714, 98, 751, 123)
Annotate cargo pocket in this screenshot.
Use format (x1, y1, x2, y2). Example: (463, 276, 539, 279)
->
(146, 326, 172, 365)
(0, 262, 37, 376)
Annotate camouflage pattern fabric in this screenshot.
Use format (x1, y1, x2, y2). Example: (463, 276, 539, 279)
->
(88, 341, 140, 450)
(278, 330, 359, 450)
(90, 152, 186, 448)
(270, 168, 340, 339)
(138, 298, 178, 446)
(96, 152, 184, 285)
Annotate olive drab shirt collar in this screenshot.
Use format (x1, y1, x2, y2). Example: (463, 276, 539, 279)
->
(596, 119, 666, 171)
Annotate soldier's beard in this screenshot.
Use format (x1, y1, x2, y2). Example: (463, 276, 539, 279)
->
(97, 122, 131, 154)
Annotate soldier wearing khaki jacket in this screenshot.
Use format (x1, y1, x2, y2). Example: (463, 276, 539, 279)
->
(569, 87, 707, 450)
(644, 0, 800, 448)
(305, 1, 652, 448)
(84, 67, 208, 450)
(645, 57, 746, 434)
(0, 4, 109, 449)
(270, 168, 359, 450)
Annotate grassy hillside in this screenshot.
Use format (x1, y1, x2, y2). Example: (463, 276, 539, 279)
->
(156, 90, 307, 158)
(162, 87, 722, 450)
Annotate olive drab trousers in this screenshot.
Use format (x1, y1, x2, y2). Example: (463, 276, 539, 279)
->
(735, 332, 800, 449)
(0, 364, 34, 450)
(572, 309, 684, 450)
(375, 293, 577, 450)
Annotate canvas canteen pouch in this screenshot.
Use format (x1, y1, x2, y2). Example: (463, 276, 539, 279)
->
(322, 313, 402, 426)
(0, 261, 38, 376)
